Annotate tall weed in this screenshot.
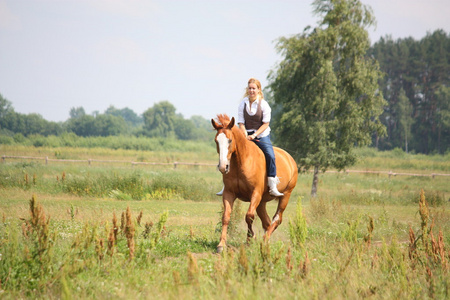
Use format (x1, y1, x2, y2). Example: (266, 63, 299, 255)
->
(0, 195, 56, 294)
(288, 197, 308, 248)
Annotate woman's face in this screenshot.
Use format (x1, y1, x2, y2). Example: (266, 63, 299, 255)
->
(248, 83, 259, 100)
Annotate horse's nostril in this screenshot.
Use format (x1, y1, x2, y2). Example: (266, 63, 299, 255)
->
(217, 163, 229, 174)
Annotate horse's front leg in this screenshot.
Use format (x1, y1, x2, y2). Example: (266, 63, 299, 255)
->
(217, 193, 235, 253)
(246, 191, 262, 243)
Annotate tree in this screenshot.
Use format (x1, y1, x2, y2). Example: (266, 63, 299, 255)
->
(22, 113, 52, 136)
(93, 114, 128, 136)
(369, 36, 415, 150)
(0, 94, 13, 117)
(395, 88, 413, 152)
(188, 115, 215, 141)
(189, 115, 212, 131)
(1, 94, 62, 136)
(105, 105, 143, 127)
(269, 0, 386, 197)
(65, 113, 127, 137)
(0, 93, 14, 131)
(434, 85, 450, 153)
(174, 116, 196, 140)
(69, 107, 86, 119)
(66, 115, 96, 136)
(370, 30, 449, 154)
(142, 101, 177, 138)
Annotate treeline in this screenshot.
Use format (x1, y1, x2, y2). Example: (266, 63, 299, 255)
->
(0, 97, 214, 142)
(369, 29, 449, 154)
(1, 30, 448, 154)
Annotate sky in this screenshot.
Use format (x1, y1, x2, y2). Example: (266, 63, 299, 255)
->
(0, 0, 449, 123)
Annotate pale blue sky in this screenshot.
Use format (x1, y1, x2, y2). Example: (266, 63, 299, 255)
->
(1, 0, 449, 122)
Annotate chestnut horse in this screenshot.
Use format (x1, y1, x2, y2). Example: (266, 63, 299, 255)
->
(212, 114, 298, 253)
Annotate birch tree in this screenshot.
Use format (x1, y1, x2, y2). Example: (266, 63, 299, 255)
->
(269, 0, 386, 197)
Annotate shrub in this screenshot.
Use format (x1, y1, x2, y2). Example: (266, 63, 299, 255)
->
(0, 135, 14, 145)
(409, 189, 446, 207)
(390, 147, 406, 158)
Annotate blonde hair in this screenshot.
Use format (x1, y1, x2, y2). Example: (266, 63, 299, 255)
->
(243, 77, 264, 99)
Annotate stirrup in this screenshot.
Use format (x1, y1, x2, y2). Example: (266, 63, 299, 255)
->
(216, 186, 224, 196)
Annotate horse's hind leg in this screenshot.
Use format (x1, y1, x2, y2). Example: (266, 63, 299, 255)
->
(256, 202, 271, 232)
(265, 191, 292, 240)
(246, 192, 263, 242)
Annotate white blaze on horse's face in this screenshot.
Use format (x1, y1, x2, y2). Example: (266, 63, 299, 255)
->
(216, 132, 231, 174)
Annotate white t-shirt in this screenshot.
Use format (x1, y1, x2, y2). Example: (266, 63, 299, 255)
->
(237, 97, 271, 138)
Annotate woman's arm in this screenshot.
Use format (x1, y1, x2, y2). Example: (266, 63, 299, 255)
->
(238, 123, 247, 137)
(249, 122, 269, 140)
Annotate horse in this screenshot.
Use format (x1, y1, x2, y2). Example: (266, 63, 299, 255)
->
(211, 114, 298, 253)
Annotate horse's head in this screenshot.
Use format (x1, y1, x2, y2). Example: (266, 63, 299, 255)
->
(211, 114, 236, 174)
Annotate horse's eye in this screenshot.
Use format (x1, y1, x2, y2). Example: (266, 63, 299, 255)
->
(228, 139, 232, 144)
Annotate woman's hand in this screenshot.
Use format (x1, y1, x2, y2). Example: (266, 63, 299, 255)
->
(247, 134, 257, 141)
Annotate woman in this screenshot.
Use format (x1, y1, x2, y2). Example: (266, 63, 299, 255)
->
(217, 77, 283, 197)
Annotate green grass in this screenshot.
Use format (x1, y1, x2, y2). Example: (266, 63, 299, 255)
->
(1, 193, 448, 299)
(0, 145, 449, 299)
(353, 147, 450, 172)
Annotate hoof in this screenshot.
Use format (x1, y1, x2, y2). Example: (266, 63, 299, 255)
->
(217, 246, 224, 254)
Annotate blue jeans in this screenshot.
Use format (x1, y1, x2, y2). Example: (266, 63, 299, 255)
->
(252, 135, 277, 177)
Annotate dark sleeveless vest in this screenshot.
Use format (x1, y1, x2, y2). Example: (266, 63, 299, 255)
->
(244, 100, 263, 130)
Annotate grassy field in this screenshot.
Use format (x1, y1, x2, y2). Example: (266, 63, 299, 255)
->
(0, 145, 449, 299)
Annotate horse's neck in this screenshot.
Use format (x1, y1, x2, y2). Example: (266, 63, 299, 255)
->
(230, 126, 265, 182)
(231, 126, 251, 160)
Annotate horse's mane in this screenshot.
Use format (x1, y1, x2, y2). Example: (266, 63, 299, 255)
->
(215, 114, 231, 128)
(215, 114, 251, 144)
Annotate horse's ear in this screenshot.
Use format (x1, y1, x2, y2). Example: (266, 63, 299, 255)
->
(211, 118, 220, 130)
(228, 117, 235, 129)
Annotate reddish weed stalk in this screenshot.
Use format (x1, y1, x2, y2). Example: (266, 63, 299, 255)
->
(124, 207, 135, 259)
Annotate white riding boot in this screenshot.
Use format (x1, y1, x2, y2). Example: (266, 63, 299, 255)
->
(216, 185, 224, 196)
(268, 177, 284, 197)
